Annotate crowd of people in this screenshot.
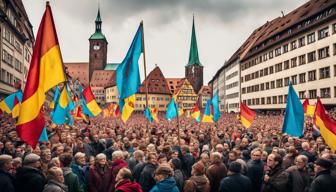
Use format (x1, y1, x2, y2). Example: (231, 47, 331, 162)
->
(0, 108, 336, 192)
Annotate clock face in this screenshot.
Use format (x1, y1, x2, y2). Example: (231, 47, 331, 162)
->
(93, 45, 100, 50)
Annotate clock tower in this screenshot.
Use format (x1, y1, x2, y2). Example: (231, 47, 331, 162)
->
(89, 7, 108, 80)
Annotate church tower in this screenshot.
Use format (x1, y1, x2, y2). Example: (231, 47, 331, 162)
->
(89, 7, 108, 80)
(185, 16, 203, 93)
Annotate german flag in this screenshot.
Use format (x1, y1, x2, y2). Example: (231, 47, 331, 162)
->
(313, 97, 336, 151)
(12, 95, 20, 118)
(240, 101, 256, 128)
(302, 98, 315, 116)
(81, 86, 102, 117)
(16, 2, 66, 148)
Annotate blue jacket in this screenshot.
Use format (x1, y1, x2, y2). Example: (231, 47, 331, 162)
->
(150, 177, 180, 192)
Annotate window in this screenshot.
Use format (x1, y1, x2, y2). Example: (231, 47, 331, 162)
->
(319, 67, 330, 79)
(307, 32, 315, 44)
(299, 91, 305, 99)
(260, 69, 264, 77)
(284, 77, 290, 86)
(266, 82, 270, 90)
(275, 63, 282, 72)
(334, 43, 336, 55)
(260, 83, 265, 91)
(320, 87, 331, 98)
(269, 66, 274, 74)
(263, 53, 268, 61)
(291, 75, 297, 85)
(308, 70, 316, 81)
(291, 40, 297, 50)
(309, 89, 317, 99)
(291, 57, 297, 68)
(333, 23, 336, 34)
(283, 44, 289, 53)
(335, 65, 336, 77)
(307, 51, 316, 63)
(278, 95, 283, 104)
(242, 88, 246, 94)
(298, 55, 306, 65)
(267, 97, 271, 104)
(318, 46, 329, 59)
(275, 47, 281, 56)
(276, 79, 283, 88)
(261, 98, 265, 105)
(271, 81, 275, 89)
(299, 73, 306, 84)
(318, 27, 329, 39)
(269, 51, 274, 59)
(284, 60, 289, 70)
(264, 68, 269, 76)
(298, 36, 305, 47)
(272, 96, 277, 104)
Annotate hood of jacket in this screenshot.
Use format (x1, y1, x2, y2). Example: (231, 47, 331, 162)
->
(155, 177, 177, 192)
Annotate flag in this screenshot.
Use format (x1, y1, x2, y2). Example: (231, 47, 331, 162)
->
(191, 105, 201, 123)
(302, 98, 315, 116)
(202, 100, 213, 123)
(282, 82, 304, 137)
(12, 95, 21, 118)
(178, 108, 184, 117)
(103, 108, 110, 118)
(38, 127, 48, 142)
(52, 87, 71, 125)
(314, 97, 336, 151)
(116, 23, 143, 123)
(74, 105, 86, 121)
(16, 2, 66, 148)
(151, 108, 159, 122)
(239, 101, 256, 128)
(166, 97, 178, 121)
(81, 86, 102, 116)
(144, 106, 153, 123)
(0, 90, 22, 114)
(113, 104, 120, 117)
(49, 86, 60, 109)
(185, 109, 191, 118)
(211, 92, 221, 122)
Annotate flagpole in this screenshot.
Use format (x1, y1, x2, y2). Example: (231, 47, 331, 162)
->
(141, 21, 150, 143)
(177, 105, 181, 146)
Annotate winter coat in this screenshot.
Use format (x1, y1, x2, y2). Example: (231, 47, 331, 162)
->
(115, 179, 143, 192)
(15, 166, 46, 192)
(173, 169, 184, 192)
(62, 167, 83, 192)
(111, 159, 128, 191)
(71, 162, 90, 192)
(219, 173, 252, 192)
(285, 165, 310, 192)
(0, 169, 15, 192)
(181, 153, 195, 178)
(91, 141, 105, 156)
(184, 174, 210, 192)
(310, 169, 336, 192)
(88, 164, 113, 192)
(263, 165, 288, 192)
(206, 161, 227, 192)
(43, 179, 68, 192)
(150, 177, 179, 192)
(139, 163, 157, 192)
(133, 161, 146, 182)
(246, 159, 264, 192)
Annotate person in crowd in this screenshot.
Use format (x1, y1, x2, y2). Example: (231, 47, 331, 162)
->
(285, 155, 310, 192)
(263, 153, 288, 192)
(219, 161, 252, 192)
(111, 150, 129, 191)
(128, 150, 144, 172)
(115, 167, 143, 192)
(184, 161, 210, 192)
(43, 167, 68, 192)
(59, 153, 83, 192)
(139, 153, 158, 192)
(310, 158, 336, 192)
(150, 164, 179, 192)
(15, 153, 46, 192)
(0, 154, 15, 192)
(88, 153, 113, 192)
(170, 158, 184, 191)
(71, 152, 89, 192)
(206, 152, 227, 192)
(246, 148, 264, 192)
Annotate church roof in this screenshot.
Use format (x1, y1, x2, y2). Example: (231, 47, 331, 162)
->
(138, 66, 171, 95)
(186, 16, 202, 66)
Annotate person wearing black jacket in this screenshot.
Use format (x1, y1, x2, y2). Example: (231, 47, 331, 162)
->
(139, 153, 158, 192)
(219, 161, 252, 192)
(263, 154, 288, 192)
(246, 148, 264, 192)
(0, 155, 15, 192)
(310, 158, 336, 192)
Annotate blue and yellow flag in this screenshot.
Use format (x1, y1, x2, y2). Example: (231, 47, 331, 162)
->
(52, 87, 71, 125)
(0, 90, 22, 114)
(116, 23, 143, 123)
(38, 127, 48, 142)
(50, 86, 60, 109)
(282, 82, 304, 137)
(144, 106, 153, 123)
(166, 97, 178, 121)
(211, 92, 221, 122)
(202, 100, 213, 123)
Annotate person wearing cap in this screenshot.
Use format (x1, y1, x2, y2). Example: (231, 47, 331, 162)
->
(150, 164, 179, 192)
(219, 161, 252, 192)
(15, 153, 46, 192)
(0, 154, 14, 192)
(184, 161, 210, 192)
(206, 152, 227, 192)
(310, 158, 336, 192)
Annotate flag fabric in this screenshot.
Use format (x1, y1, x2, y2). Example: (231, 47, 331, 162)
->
(0, 90, 23, 114)
(282, 83, 304, 137)
(38, 127, 48, 142)
(74, 105, 87, 121)
(52, 87, 71, 125)
(12, 95, 21, 118)
(185, 109, 191, 118)
(49, 86, 60, 109)
(16, 3, 66, 148)
(113, 104, 120, 117)
(178, 108, 184, 117)
(144, 107, 153, 123)
(116, 23, 143, 123)
(313, 97, 336, 151)
(302, 98, 315, 116)
(239, 101, 256, 128)
(103, 108, 110, 118)
(202, 100, 213, 123)
(211, 92, 221, 122)
(81, 86, 102, 117)
(166, 97, 178, 121)
(191, 105, 201, 123)
(151, 108, 159, 122)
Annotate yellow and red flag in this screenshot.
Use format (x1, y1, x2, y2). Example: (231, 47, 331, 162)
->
(313, 97, 336, 151)
(302, 98, 315, 116)
(240, 101, 256, 128)
(151, 108, 159, 122)
(16, 2, 66, 148)
(81, 86, 102, 116)
(12, 95, 21, 118)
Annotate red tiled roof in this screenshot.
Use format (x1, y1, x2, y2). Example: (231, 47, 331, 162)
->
(138, 66, 171, 95)
(90, 70, 115, 88)
(64, 62, 90, 87)
(166, 78, 183, 94)
(198, 85, 212, 95)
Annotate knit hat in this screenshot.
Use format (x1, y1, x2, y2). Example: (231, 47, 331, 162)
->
(171, 158, 181, 169)
(192, 161, 206, 175)
(23, 153, 40, 165)
(228, 161, 242, 173)
(315, 158, 333, 169)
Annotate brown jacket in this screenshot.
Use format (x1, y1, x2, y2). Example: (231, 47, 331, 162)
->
(184, 175, 210, 192)
(206, 161, 227, 192)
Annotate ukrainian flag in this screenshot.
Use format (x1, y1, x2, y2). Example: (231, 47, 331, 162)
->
(144, 106, 153, 123)
(116, 23, 143, 123)
(202, 100, 213, 123)
(52, 87, 71, 125)
(211, 92, 221, 122)
(80, 85, 101, 117)
(166, 97, 178, 121)
(0, 90, 22, 114)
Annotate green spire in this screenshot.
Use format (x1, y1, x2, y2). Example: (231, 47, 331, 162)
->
(89, 6, 106, 40)
(187, 15, 202, 66)
(96, 7, 102, 23)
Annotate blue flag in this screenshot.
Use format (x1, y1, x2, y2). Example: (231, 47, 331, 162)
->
(0, 90, 22, 113)
(166, 97, 178, 121)
(211, 92, 221, 122)
(144, 107, 153, 123)
(282, 82, 304, 137)
(116, 23, 142, 113)
(38, 127, 48, 142)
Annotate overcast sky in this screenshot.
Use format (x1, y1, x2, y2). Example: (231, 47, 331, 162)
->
(22, 0, 307, 83)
